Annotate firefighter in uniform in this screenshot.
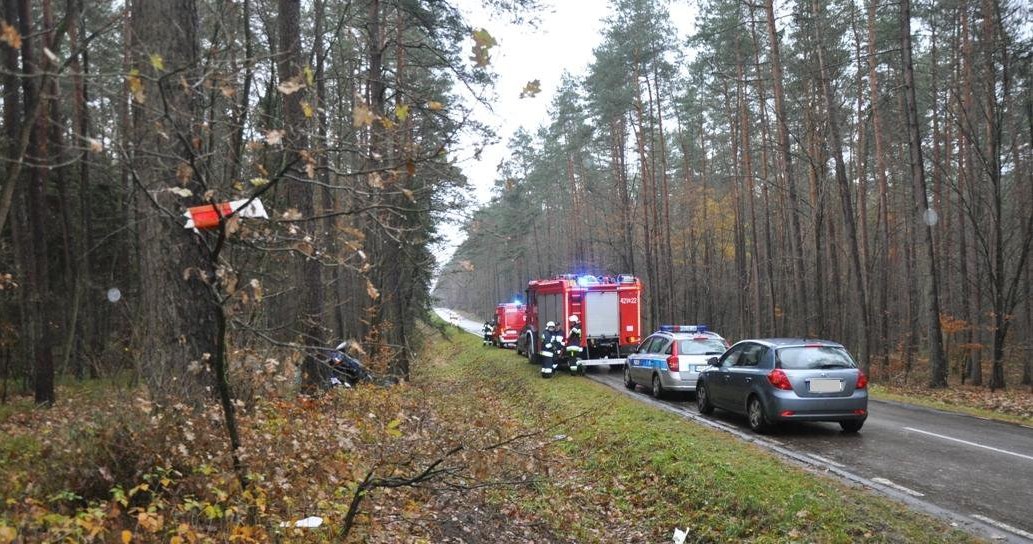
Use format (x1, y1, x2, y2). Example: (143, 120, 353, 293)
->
(564, 315, 584, 375)
(482, 321, 494, 345)
(540, 321, 563, 378)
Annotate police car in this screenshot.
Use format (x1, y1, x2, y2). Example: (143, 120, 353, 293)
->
(624, 325, 729, 398)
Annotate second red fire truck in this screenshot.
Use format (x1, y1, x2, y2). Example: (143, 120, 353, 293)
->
(492, 302, 526, 348)
(518, 274, 642, 366)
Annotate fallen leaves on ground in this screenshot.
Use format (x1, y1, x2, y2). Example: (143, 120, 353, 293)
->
(879, 382, 1033, 422)
(0, 330, 587, 542)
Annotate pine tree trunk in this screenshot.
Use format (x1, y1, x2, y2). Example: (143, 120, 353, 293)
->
(812, 0, 871, 373)
(764, 0, 810, 334)
(130, 0, 218, 405)
(867, 0, 893, 375)
(749, 8, 777, 335)
(901, 0, 949, 388)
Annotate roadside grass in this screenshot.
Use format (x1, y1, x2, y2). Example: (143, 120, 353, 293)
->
(870, 384, 1033, 427)
(426, 324, 979, 543)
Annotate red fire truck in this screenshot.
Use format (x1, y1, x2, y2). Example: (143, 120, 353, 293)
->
(518, 275, 642, 365)
(492, 302, 526, 348)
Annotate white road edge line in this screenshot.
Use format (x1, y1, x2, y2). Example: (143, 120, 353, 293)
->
(970, 515, 1033, 541)
(807, 453, 845, 468)
(870, 477, 924, 497)
(903, 427, 1033, 462)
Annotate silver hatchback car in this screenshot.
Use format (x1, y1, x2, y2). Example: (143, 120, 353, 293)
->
(624, 325, 729, 398)
(696, 339, 869, 433)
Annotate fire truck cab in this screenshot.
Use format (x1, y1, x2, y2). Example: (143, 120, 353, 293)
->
(519, 274, 642, 366)
(493, 302, 526, 348)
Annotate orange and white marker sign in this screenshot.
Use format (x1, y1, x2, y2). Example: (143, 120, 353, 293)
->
(184, 198, 268, 230)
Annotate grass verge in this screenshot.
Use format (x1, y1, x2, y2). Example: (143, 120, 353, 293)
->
(424, 325, 979, 543)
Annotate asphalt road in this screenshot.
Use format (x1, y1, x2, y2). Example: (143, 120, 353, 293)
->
(434, 308, 1033, 542)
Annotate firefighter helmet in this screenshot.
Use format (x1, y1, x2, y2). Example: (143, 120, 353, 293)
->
(545, 321, 556, 329)
(568, 315, 579, 324)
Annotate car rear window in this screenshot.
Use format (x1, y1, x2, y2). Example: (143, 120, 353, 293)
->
(677, 338, 727, 355)
(777, 346, 858, 370)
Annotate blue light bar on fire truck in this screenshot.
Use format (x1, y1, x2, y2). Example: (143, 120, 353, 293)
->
(660, 325, 708, 333)
(575, 275, 600, 287)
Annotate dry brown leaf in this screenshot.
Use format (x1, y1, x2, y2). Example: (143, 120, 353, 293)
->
(176, 162, 193, 183)
(225, 216, 241, 236)
(265, 129, 285, 145)
(366, 280, 380, 301)
(137, 512, 163, 533)
(128, 69, 145, 103)
(353, 103, 375, 127)
(276, 78, 305, 95)
(368, 172, 385, 189)
(1, 21, 22, 49)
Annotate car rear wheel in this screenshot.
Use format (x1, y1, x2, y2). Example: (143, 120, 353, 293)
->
(623, 365, 635, 390)
(696, 383, 714, 414)
(651, 374, 665, 399)
(747, 396, 770, 433)
(840, 419, 865, 433)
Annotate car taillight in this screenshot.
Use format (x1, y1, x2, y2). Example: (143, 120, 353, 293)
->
(856, 371, 868, 389)
(666, 355, 680, 372)
(767, 369, 793, 390)
(626, 336, 639, 343)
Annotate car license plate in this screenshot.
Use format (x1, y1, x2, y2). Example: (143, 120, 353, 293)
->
(809, 378, 843, 393)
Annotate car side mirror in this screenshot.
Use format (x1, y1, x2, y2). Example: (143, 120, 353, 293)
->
(707, 357, 721, 367)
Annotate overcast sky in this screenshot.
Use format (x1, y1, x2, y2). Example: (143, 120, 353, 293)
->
(434, 1, 696, 275)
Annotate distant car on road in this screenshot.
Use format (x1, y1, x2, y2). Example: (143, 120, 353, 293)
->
(624, 325, 728, 398)
(695, 339, 868, 433)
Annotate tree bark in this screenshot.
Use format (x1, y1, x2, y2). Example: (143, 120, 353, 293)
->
(764, 0, 809, 334)
(901, 0, 948, 388)
(278, 0, 325, 388)
(866, 0, 893, 375)
(130, 0, 218, 405)
(812, 0, 871, 373)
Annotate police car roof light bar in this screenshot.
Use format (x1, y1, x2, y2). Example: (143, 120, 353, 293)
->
(659, 325, 708, 333)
